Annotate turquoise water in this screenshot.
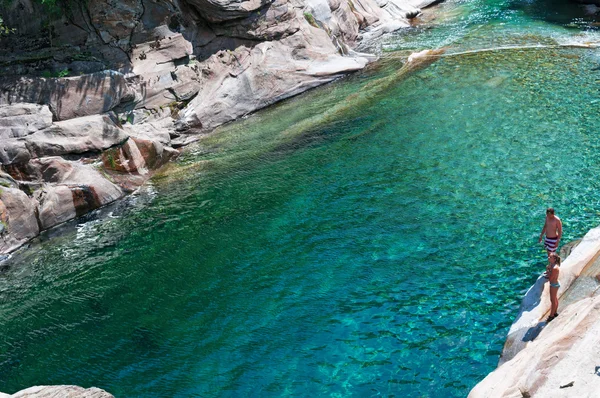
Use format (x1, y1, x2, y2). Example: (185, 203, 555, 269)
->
(2, 0, 600, 396)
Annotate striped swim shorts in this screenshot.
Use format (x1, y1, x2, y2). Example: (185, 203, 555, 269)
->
(544, 236, 558, 252)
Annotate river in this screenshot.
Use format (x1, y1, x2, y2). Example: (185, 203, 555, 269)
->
(1, 0, 600, 396)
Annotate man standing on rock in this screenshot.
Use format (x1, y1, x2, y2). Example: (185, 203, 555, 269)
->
(539, 207, 562, 255)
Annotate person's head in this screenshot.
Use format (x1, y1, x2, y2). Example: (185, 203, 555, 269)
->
(546, 208, 555, 216)
(549, 252, 561, 266)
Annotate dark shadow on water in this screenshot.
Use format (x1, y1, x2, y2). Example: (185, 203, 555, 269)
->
(508, 0, 600, 29)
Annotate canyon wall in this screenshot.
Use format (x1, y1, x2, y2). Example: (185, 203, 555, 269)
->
(0, 0, 435, 255)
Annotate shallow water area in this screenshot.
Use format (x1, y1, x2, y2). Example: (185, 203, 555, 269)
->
(2, 1, 600, 397)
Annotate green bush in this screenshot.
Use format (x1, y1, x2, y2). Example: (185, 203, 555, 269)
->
(41, 68, 70, 78)
(105, 151, 117, 169)
(304, 12, 319, 28)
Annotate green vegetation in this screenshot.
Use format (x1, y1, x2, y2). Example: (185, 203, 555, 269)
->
(303, 12, 319, 28)
(38, 0, 63, 16)
(1, 0, 73, 37)
(71, 52, 94, 61)
(104, 150, 117, 170)
(0, 15, 15, 35)
(168, 101, 180, 118)
(21, 184, 34, 196)
(116, 110, 134, 125)
(41, 68, 70, 78)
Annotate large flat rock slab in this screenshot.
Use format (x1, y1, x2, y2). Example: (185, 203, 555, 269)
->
(469, 294, 600, 398)
(0, 113, 128, 166)
(176, 25, 369, 132)
(0, 103, 53, 139)
(26, 114, 128, 159)
(470, 227, 600, 397)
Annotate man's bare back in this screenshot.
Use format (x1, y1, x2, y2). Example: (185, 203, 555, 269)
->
(539, 208, 562, 254)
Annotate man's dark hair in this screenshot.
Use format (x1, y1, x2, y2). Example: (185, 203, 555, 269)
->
(546, 207, 555, 215)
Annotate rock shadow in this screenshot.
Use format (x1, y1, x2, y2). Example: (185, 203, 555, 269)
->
(498, 274, 546, 364)
(0, 71, 129, 121)
(177, 1, 285, 62)
(508, 273, 545, 326)
(521, 320, 547, 342)
(507, 0, 600, 29)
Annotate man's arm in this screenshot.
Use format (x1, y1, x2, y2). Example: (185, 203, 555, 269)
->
(539, 223, 547, 242)
(557, 218, 563, 244)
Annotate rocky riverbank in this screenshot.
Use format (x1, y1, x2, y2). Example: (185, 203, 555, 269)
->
(469, 230, 600, 397)
(0, 385, 113, 397)
(0, 0, 440, 256)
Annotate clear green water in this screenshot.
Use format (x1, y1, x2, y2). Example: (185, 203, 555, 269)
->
(2, 0, 600, 396)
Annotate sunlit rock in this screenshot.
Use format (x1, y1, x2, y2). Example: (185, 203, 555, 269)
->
(0, 103, 53, 139)
(25, 114, 128, 160)
(0, 0, 443, 255)
(0, 187, 39, 254)
(469, 295, 600, 398)
(4, 385, 113, 397)
(470, 227, 600, 397)
(498, 226, 600, 364)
